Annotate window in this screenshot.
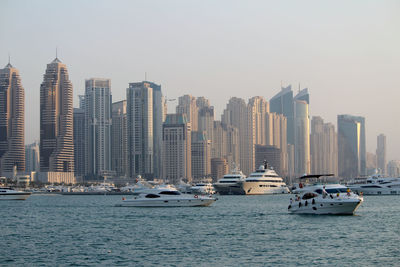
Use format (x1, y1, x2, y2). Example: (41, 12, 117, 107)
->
(159, 191, 181, 195)
(145, 194, 160, 198)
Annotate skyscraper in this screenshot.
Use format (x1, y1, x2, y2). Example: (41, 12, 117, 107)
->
(337, 114, 366, 178)
(212, 121, 239, 169)
(376, 134, 387, 175)
(162, 114, 191, 184)
(270, 85, 294, 145)
(310, 116, 338, 175)
(294, 89, 310, 176)
(0, 61, 25, 176)
(40, 57, 74, 173)
(111, 100, 128, 177)
(149, 82, 164, 179)
(222, 97, 252, 175)
(176, 95, 198, 132)
(127, 82, 154, 178)
(191, 131, 211, 180)
(84, 78, 112, 178)
(25, 141, 39, 173)
(198, 102, 214, 142)
(73, 107, 85, 178)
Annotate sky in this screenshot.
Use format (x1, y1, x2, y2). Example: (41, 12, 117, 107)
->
(1, 0, 399, 160)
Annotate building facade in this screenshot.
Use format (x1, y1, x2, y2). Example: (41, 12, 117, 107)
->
(73, 108, 85, 178)
(25, 141, 39, 173)
(84, 78, 112, 177)
(294, 89, 310, 176)
(0, 62, 25, 176)
(111, 100, 128, 177)
(191, 131, 211, 181)
(162, 114, 191, 184)
(127, 82, 154, 178)
(211, 158, 228, 182)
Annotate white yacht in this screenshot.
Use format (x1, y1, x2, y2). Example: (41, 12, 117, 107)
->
(347, 174, 400, 195)
(288, 181, 363, 215)
(190, 183, 215, 195)
(213, 166, 246, 195)
(0, 187, 31, 200)
(116, 187, 216, 207)
(239, 161, 290, 195)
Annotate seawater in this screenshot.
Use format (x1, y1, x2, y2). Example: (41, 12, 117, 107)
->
(1, 194, 400, 266)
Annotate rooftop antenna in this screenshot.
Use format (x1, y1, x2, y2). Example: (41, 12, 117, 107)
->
(8, 53, 10, 65)
(56, 46, 58, 59)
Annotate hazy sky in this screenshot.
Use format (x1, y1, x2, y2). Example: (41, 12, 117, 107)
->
(1, 0, 399, 160)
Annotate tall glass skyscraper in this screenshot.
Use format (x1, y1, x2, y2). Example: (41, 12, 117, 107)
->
(270, 85, 294, 145)
(337, 114, 366, 178)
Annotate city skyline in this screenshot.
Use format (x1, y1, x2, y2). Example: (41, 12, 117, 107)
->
(1, 0, 399, 161)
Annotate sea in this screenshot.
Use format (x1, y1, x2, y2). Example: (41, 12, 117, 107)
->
(1, 194, 399, 266)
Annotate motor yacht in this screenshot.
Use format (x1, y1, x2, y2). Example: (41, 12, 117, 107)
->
(239, 161, 289, 195)
(288, 175, 363, 215)
(116, 187, 216, 207)
(347, 174, 400, 195)
(0, 187, 31, 200)
(190, 183, 215, 195)
(213, 166, 246, 195)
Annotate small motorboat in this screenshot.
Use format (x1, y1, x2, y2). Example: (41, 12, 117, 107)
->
(116, 187, 216, 207)
(0, 187, 31, 200)
(288, 175, 363, 215)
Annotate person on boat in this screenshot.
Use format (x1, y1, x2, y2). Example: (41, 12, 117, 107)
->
(322, 186, 328, 198)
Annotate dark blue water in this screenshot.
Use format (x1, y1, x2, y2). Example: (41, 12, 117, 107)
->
(1, 194, 399, 266)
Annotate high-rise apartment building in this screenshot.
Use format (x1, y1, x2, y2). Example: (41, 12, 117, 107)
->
(255, 145, 282, 176)
(388, 160, 400, 177)
(149, 82, 164, 179)
(270, 85, 294, 145)
(0, 62, 25, 176)
(40, 57, 74, 173)
(310, 116, 338, 175)
(248, 96, 269, 146)
(222, 97, 252, 175)
(25, 141, 39, 173)
(127, 82, 154, 178)
(293, 89, 310, 176)
(376, 134, 387, 175)
(162, 114, 191, 184)
(337, 114, 366, 178)
(198, 104, 214, 142)
(176, 95, 198, 132)
(73, 108, 85, 178)
(111, 100, 128, 177)
(191, 131, 211, 180)
(84, 78, 112, 177)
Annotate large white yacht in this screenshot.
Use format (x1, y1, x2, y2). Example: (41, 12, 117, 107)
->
(213, 166, 246, 195)
(347, 174, 400, 195)
(288, 180, 363, 215)
(0, 187, 31, 200)
(115, 187, 216, 207)
(190, 183, 215, 195)
(239, 161, 290, 195)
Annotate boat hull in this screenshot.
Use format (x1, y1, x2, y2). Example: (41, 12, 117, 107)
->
(0, 193, 31, 200)
(288, 199, 362, 215)
(213, 184, 245, 195)
(240, 182, 290, 195)
(116, 197, 216, 207)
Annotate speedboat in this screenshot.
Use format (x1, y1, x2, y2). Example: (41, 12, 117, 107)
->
(239, 161, 290, 195)
(0, 187, 31, 200)
(288, 175, 363, 215)
(190, 183, 215, 195)
(213, 166, 246, 195)
(347, 174, 400, 195)
(116, 187, 216, 207)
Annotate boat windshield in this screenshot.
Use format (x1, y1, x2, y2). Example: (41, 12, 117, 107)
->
(325, 188, 348, 193)
(145, 194, 161, 198)
(159, 191, 181, 195)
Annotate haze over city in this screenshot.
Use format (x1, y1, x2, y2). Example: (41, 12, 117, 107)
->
(1, 0, 399, 160)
